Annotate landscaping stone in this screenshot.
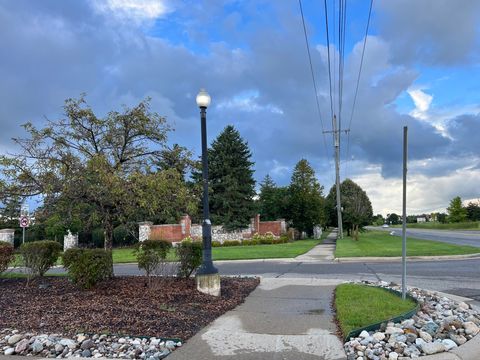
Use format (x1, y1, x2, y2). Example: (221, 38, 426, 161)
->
(343, 281, 480, 359)
(0, 330, 183, 359)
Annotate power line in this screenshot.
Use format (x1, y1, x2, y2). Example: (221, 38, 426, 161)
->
(345, 0, 374, 178)
(323, 0, 334, 126)
(298, 0, 330, 160)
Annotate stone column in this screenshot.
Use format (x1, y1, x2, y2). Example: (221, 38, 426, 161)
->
(279, 219, 287, 234)
(63, 230, 78, 251)
(0, 229, 15, 246)
(313, 226, 322, 240)
(138, 222, 153, 242)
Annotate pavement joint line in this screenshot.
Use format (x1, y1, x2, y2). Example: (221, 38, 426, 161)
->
(335, 253, 480, 263)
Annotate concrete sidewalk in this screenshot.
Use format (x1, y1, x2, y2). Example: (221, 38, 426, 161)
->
(168, 277, 346, 360)
(294, 230, 337, 263)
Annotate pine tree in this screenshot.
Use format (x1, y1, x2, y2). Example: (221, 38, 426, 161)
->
(258, 174, 289, 221)
(447, 196, 467, 223)
(208, 125, 256, 230)
(288, 159, 325, 235)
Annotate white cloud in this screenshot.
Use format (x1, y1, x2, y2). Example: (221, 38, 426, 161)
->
(216, 90, 284, 115)
(350, 158, 480, 216)
(408, 88, 433, 120)
(90, 0, 171, 24)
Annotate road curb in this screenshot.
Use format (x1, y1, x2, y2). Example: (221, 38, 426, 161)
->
(334, 253, 480, 263)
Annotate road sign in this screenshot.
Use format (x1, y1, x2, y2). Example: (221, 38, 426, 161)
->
(20, 215, 29, 228)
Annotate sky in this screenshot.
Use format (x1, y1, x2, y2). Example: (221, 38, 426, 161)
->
(0, 0, 479, 216)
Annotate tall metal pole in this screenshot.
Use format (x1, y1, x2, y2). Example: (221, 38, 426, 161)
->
(402, 126, 408, 300)
(197, 106, 218, 275)
(333, 115, 344, 239)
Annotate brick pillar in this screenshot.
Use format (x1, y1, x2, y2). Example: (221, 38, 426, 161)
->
(254, 214, 260, 234)
(63, 230, 78, 251)
(181, 215, 191, 238)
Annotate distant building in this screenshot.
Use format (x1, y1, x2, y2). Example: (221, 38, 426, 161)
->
(417, 217, 426, 223)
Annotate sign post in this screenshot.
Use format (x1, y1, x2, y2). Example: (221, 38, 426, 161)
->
(20, 203, 30, 244)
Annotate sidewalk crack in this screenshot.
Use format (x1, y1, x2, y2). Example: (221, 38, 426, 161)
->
(363, 263, 381, 282)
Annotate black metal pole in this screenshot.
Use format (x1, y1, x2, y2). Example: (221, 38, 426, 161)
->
(197, 106, 218, 275)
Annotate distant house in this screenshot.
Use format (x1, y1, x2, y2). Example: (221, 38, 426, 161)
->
(417, 217, 426, 223)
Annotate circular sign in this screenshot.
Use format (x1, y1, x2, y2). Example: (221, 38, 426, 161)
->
(20, 216, 29, 228)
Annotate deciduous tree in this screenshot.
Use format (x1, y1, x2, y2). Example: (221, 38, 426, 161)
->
(447, 196, 467, 223)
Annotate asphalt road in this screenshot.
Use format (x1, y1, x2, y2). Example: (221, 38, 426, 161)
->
(110, 257, 480, 305)
(368, 226, 480, 247)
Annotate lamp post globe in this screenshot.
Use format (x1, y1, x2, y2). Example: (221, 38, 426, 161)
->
(195, 88, 220, 297)
(196, 88, 211, 108)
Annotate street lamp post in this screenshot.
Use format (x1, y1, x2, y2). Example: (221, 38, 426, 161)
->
(195, 88, 220, 297)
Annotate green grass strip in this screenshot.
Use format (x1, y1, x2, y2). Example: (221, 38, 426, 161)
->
(335, 284, 416, 337)
(335, 230, 480, 257)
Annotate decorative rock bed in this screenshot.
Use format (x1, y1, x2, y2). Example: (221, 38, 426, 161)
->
(0, 329, 182, 359)
(343, 281, 480, 360)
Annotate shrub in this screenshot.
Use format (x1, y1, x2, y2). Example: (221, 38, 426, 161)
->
(135, 240, 172, 286)
(0, 241, 15, 274)
(223, 240, 241, 247)
(20, 240, 62, 278)
(272, 239, 282, 244)
(242, 240, 252, 246)
(176, 241, 202, 278)
(279, 235, 289, 243)
(113, 225, 136, 247)
(250, 239, 259, 245)
(63, 248, 113, 289)
(212, 241, 222, 247)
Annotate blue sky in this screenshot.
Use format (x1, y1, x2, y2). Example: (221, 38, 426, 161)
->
(0, 0, 479, 215)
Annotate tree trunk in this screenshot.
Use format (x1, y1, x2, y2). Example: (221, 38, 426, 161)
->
(103, 214, 114, 250)
(354, 224, 359, 241)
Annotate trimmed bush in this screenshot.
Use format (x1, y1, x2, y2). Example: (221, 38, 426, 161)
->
(212, 241, 222, 247)
(279, 235, 289, 243)
(134, 240, 172, 285)
(242, 240, 252, 246)
(223, 240, 241, 247)
(176, 241, 202, 278)
(20, 240, 62, 278)
(0, 241, 15, 274)
(63, 248, 113, 289)
(250, 239, 259, 245)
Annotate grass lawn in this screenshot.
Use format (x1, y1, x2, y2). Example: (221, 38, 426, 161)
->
(335, 283, 416, 337)
(112, 238, 326, 263)
(335, 230, 480, 257)
(390, 221, 480, 230)
(0, 272, 66, 279)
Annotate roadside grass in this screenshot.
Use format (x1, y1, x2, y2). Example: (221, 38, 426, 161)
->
(0, 272, 66, 279)
(335, 230, 480, 257)
(335, 283, 416, 337)
(390, 221, 480, 230)
(112, 230, 331, 263)
(9, 229, 331, 265)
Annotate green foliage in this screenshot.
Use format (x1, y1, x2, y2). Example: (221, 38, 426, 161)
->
(20, 240, 62, 278)
(288, 159, 325, 235)
(0, 96, 175, 250)
(205, 125, 256, 230)
(386, 213, 400, 225)
(242, 240, 252, 246)
(0, 241, 15, 273)
(447, 196, 468, 223)
(222, 240, 241, 247)
(212, 241, 222, 247)
(63, 248, 113, 289)
(176, 241, 202, 278)
(134, 240, 172, 283)
(371, 214, 385, 226)
(466, 201, 480, 221)
(113, 224, 136, 247)
(0, 196, 22, 228)
(258, 175, 289, 221)
(326, 179, 373, 239)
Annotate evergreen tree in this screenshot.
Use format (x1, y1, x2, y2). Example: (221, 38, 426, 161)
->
(288, 159, 325, 235)
(258, 175, 289, 221)
(466, 201, 480, 221)
(208, 125, 256, 230)
(447, 196, 467, 223)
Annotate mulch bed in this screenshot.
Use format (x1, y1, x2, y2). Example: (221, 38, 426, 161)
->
(0, 276, 259, 341)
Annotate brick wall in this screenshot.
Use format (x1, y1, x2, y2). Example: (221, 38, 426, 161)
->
(141, 214, 286, 243)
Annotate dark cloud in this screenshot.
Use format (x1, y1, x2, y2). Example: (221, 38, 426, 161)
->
(0, 0, 475, 196)
(377, 0, 480, 65)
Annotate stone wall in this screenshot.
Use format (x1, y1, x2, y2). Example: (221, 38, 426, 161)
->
(63, 230, 78, 251)
(139, 214, 287, 244)
(0, 229, 15, 246)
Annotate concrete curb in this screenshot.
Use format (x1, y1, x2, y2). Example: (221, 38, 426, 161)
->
(334, 253, 480, 263)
